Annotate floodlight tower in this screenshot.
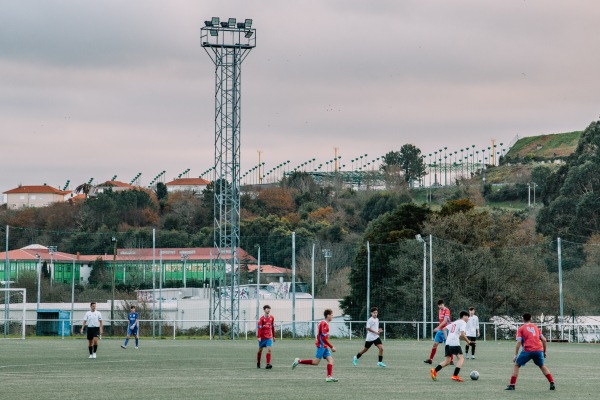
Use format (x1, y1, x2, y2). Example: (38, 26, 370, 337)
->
(201, 17, 256, 339)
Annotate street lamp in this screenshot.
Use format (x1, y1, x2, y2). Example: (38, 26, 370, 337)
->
(181, 254, 189, 289)
(35, 253, 41, 310)
(416, 234, 427, 339)
(111, 237, 117, 336)
(322, 249, 332, 285)
(48, 246, 56, 287)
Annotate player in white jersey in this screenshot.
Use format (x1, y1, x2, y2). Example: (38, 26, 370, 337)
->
(353, 307, 386, 367)
(80, 302, 103, 359)
(465, 307, 479, 359)
(430, 310, 472, 382)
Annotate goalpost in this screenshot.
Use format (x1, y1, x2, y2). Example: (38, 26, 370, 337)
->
(0, 288, 27, 340)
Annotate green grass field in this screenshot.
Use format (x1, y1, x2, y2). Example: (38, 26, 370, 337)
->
(0, 338, 596, 400)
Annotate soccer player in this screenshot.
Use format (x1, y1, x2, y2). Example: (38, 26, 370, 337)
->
(257, 305, 275, 369)
(291, 308, 338, 382)
(353, 307, 386, 367)
(505, 313, 555, 391)
(80, 302, 103, 359)
(424, 299, 452, 365)
(465, 307, 479, 359)
(121, 305, 139, 349)
(430, 310, 472, 382)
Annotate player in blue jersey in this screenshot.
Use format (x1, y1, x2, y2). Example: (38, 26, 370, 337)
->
(121, 305, 139, 349)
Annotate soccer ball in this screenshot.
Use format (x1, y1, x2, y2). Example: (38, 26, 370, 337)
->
(470, 371, 479, 380)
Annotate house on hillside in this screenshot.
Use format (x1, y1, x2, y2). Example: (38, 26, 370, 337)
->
(3, 184, 71, 209)
(90, 180, 135, 196)
(165, 177, 210, 194)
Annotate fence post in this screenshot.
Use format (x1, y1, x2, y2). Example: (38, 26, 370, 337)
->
(349, 321, 352, 340)
(483, 323, 486, 341)
(494, 322, 497, 342)
(417, 321, 419, 341)
(173, 321, 175, 340)
(383, 321, 386, 341)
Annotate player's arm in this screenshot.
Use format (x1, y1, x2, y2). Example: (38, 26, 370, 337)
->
(271, 319, 276, 342)
(80, 317, 87, 334)
(513, 340, 522, 362)
(99, 318, 103, 335)
(257, 319, 262, 341)
(541, 335, 547, 357)
(460, 331, 471, 345)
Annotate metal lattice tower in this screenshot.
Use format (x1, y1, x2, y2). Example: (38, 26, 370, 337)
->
(201, 17, 256, 339)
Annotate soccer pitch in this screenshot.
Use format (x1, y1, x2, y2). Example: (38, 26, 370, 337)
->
(0, 339, 596, 400)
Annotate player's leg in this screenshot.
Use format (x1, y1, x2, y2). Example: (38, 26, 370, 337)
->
(265, 344, 273, 369)
(469, 336, 476, 358)
(375, 341, 386, 367)
(506, 352, 530, 390)
(354, 340, 371, 365)
(431, 345, 451, 381)
(92, 335, 99, 358)
(87, 338, 94, 357)
(451, 348, 465, 381)
(293, 347, 323, 369)
(425, 331, 443, 364)
(256, 342, 263, 368)
(122, 331, 131, 349)
(134, 331, 139, 349)
(535, 353, 555, 389)
(325, 354, 337, 382)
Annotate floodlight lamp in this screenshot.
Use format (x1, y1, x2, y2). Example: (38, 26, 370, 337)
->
(228, 18, 236, 27)
(220, 22, 228, 27)
(237, 22, 245, 29)
(204, 20, 213, 27)
(210, 29, 218, 36)
(211, 17, 220, 26)
(245, 19, 252, 29)
(245, 30, 253, 38)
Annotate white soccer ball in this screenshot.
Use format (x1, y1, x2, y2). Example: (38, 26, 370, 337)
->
(470, 371, 479, 380)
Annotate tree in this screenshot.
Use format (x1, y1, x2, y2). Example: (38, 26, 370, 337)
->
(75, 182, 92, 197)
(537, 119, 600, 239)
(155, 182, 168, 202)
(398, 144, 427, 185)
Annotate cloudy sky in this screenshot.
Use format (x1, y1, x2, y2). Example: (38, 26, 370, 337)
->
(1, 0, 599, 193)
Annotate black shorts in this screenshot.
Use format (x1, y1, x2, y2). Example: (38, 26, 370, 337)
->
(86, 327, 100, 341)
(364, 337, 383, 348)
(444, 345, 463, 357)
(467, 336, 477, 343)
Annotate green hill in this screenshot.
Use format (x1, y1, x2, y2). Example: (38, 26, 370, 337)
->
(503, 131, 582, 163)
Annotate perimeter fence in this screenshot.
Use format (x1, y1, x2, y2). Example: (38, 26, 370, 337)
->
(0, 226, 599, 341)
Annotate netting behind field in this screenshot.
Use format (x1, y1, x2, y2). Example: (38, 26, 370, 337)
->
(1, 225, 599, 340)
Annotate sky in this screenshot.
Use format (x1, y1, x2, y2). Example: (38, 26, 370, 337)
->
(1, 0, 599, 194)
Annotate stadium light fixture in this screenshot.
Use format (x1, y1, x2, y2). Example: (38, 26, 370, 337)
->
(237, 22, 245, 29)
(210, 29, 218, 37)
(211, 17, 220, 26)
(245, 30, 254, 38)
(220, 21, 228, 27)
(204, 20, 213, 27)
(228, 18, 236, 28)
(245, 19, 252, 29)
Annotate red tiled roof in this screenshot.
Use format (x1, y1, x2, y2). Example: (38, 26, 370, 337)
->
(3, 185, 71, 195)
(97, 180, 134, 188)
(166, 178, 210, 186)
(247, 264, 292, 274)
(0, 247, 257, 263)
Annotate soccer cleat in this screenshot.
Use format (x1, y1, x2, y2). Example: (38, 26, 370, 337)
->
(353, 356, 358, 366)
(449, 361, 454, 366)
(89, 355, 93, 359)
(471, 355, 475, 359)
(430, 368, 437, 381)
(465, 355, 469, 359)
(291, 358, 299, 369)
(257, 363, 261, 369)
(424, 359, 433, 364)
(92, 353, 97, 359)
(451, 375, 464, 382)
(550, 383, 555, 390)
(505, 385, 516, 391)
(325, 377, 338, 382)
(135, 346, 138, 349)
(377, 362, 387, 367)
(121, 345, 127, 349)
(266, 364, 273, 369)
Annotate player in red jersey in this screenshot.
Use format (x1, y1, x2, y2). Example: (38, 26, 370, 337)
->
(505, 313, 555, 391)
(424, 299, 453, 365)
(257, 305, 275, 369)
(291, 309, 338, 382)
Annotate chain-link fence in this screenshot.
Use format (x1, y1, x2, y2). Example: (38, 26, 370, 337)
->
(1, 225, 599, 341)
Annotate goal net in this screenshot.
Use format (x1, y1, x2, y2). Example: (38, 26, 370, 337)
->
(0, 288, 27, 340)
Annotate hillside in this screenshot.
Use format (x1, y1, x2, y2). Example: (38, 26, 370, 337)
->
(503, 131, 582, 163)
